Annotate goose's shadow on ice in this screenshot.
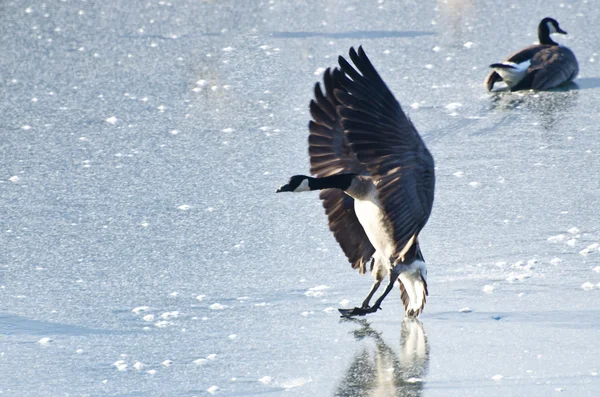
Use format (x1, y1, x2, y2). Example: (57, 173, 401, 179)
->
(573, 77, 600, 90)
(271, 31, 435, 39)
(334, 318, 429, 397)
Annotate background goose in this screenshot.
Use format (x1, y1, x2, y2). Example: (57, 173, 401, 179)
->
(277, 47, 435, 318)
(485, 17, 579, 91)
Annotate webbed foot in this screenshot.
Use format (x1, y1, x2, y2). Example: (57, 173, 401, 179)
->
(338, 305, 381, 317)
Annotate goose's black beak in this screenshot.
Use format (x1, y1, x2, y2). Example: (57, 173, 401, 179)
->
(557, 27, 567, 34)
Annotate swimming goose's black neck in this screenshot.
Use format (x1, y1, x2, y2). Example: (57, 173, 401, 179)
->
(538, 19, 558, 45)
(309, 174, 356, 191)
(538, 27, 557, 45)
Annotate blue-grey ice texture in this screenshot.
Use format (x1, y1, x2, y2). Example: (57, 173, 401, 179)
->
(1, 0, 599, 396)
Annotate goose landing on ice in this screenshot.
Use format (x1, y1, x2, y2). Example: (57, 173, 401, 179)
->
(277, 47, 435, 318)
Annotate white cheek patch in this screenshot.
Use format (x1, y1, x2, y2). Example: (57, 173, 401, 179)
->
(547, 21, 557, 34)
(294, 178, 311, 192)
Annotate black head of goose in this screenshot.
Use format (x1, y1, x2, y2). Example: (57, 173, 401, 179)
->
(484, 17, 579, 91)
(277, 47, 435, 318)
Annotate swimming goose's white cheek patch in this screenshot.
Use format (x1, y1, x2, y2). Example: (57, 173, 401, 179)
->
(547, 21, 557, 34)
(294, 178, 311, 192)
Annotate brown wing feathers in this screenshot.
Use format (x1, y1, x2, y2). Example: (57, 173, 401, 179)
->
(308, 67, 375, 272)
(334, 46, 435, 263)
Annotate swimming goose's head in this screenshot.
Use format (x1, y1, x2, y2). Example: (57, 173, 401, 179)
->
(276, 175, 310, 193)
(539, 17, 567, 45)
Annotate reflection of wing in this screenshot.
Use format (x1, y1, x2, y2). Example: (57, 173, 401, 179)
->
(336, 47, 435, 262)
(309, 68, 375, 272)
(334, 318, 429, 397)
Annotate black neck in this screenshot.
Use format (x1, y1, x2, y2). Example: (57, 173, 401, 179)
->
(538, 24, 558, 45)
(309, 174, 356, 191)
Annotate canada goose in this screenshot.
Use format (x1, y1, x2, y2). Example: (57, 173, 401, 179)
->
(485, 17, 579, 91)
(277, 47, 435, 318)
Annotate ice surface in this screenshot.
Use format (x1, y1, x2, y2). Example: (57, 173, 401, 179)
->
(2, 1, 600, 397)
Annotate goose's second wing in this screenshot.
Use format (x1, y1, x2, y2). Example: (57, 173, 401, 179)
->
(309, 68, 375, 272)
(527, 46, 579, 90)
(336, 46, 435, 263)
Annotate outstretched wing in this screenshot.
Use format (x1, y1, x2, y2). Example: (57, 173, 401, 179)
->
(308, 68, 375, 273)
(336, 46, 435, 263)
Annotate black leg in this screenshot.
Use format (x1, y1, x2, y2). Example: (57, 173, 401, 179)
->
(361, 280, 382, 308)
(339, 273, 397, 317)
(371, 271, 400, 311)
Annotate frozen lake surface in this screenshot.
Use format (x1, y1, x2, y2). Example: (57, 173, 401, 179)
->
(1, 0, 599, 396)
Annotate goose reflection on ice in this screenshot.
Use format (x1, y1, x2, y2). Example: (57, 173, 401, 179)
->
(334, 319, 429, 397)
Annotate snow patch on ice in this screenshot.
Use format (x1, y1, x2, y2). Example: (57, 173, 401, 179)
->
(548, 234, 567, 243)
(113, 360, 128, 371)
(209, 303, 227, 310)
(459, 307, 472, 313)
(339, 299, 351, 307)
(305, 285, 330, 297)
(279, 377, 312, 389)
(161, 311, 179, 320)
(132, 306, 151, 314)
(105, 116, 118, 125)
(258, 376, 272, 384)
(207, 385, 219, 394)
(581, 282, 595, 291)
(133, 361, 145, 371)
(491, 374, 504, 381)
(445, 102, 462, 110)
(38, 337, 52, 345)
(482, 285, 495, 293)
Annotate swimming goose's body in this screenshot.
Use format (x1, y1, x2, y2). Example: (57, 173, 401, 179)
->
(485, 17, 578, 91)
(277, 47, 435, 318)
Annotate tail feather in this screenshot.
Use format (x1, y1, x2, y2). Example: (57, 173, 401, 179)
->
(399, 271, 428, 318)
(489, 62, 518, 69)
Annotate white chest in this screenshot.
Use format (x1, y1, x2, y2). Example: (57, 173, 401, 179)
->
(354, 197, 395, 258)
